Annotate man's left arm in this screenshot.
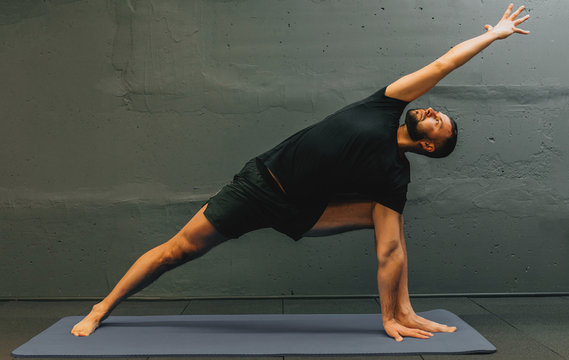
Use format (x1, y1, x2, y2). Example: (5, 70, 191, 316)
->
(394, 215, 412, 315)
(393, 215, 457, 334)
(385, 3, 530, 102)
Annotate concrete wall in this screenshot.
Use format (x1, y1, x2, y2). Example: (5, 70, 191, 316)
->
(1, 0, 567, 299)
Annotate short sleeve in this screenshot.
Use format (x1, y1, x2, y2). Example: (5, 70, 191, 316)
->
(369, 185, 408, 214)
(364, 86, 410, 108)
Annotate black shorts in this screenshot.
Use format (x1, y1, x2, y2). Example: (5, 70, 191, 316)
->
(201, 157, 328, 241)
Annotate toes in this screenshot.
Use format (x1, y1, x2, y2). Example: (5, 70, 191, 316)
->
(71, 328, 87, 337)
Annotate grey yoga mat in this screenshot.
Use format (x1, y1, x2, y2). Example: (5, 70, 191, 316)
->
(12, 309, 496, 357)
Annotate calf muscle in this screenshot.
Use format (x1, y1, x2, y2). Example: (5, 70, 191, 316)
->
(97, 244, 172, 314)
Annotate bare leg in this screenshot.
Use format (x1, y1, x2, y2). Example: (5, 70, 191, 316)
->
(71, 203, 229, 336)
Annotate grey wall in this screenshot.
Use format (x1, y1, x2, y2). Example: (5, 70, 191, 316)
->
(1, 0, 567, 299)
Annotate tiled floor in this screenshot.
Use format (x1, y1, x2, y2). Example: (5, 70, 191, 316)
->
(2, 296, 568, 360)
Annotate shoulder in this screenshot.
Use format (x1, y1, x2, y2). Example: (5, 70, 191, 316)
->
(365, 86, 410, 108)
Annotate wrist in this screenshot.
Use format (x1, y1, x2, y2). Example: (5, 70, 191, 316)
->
(395, 303, 413, 316)
(484, 30, 500, 42)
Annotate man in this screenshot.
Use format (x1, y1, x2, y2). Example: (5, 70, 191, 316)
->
(72, 4, 529, 341)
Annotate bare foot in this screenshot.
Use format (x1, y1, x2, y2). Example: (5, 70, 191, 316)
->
(71, 306, 108, 337)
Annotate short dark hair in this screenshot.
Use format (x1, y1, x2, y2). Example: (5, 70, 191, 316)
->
(424, 115, 458, 158)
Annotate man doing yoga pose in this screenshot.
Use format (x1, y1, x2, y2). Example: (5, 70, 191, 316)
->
(72, 4, 529, 341)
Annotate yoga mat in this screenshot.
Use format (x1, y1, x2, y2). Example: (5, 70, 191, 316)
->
(12, 309, 496, 357)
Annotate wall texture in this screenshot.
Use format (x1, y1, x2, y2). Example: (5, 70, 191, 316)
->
(1, 0, 567, 299)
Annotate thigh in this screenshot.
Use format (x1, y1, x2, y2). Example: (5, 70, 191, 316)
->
(177, 202, 229, 245)
(201, 181, 275, 240)
(165, 202, 231, 263)
(302, 198, 374, 237)
(198, 157, 288, 240)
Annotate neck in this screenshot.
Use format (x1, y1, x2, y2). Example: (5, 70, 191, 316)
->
(397, 124, 419, 156)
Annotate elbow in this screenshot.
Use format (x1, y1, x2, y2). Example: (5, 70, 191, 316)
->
(377, 243, 404, 267)
(434, 58, 455, 75)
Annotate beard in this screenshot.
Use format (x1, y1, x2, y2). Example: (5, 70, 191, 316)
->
(405, 109, 426, 141)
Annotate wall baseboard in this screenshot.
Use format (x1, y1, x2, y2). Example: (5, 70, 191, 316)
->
(1, 292, 568, 301)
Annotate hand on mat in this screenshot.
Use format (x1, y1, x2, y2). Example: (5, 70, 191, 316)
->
(484, 3, 530, 39)
(383, 319, 434, 342)
(395, 312, 457, 335)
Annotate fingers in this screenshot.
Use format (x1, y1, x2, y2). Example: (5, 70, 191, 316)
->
(511, 6, 530, 35)
(502, 3, 514, 20)
(385, 318, 457, 342)
(384, 325, 404, 342)
(385, 324, 434, 342)
(484, 24, 493, 31)
(385, 328, 404, 342)
(509, 5, 525, 20)
(399, 327, 433, 340)
(515, 14, 530, 26)
(387, 328, 432, 342)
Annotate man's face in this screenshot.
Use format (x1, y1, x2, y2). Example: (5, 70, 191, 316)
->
(405, 108, 453, 146)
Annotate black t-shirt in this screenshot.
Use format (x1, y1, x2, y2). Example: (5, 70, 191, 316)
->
(256, 86, 410, 213)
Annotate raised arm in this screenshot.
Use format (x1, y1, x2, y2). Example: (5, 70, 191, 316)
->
(385, 3, 530, 102)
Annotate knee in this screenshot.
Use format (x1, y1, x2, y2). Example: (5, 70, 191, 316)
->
(165, 230, 228, 265)
(162, 235, 204, 265)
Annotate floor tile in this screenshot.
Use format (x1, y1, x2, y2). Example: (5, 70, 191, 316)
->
(422, 297, 565, 360)
(150, 357, 281, 360)
(403, 297, 489, 316)
(183, 298, 282, 314)
(286, 356, 420, 360)
(0, 300, 98, 319)
(97, 300, 190, 316)
(470, 297, 569, 359)
(284, 297, 379, 314)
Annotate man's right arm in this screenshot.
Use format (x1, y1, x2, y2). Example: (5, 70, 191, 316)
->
(373, 202, 433, 341)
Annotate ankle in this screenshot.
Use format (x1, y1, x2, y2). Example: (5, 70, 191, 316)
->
(91, 303, 110, 318)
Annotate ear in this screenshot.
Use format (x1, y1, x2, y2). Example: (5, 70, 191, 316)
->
(419, 139, 435, 153)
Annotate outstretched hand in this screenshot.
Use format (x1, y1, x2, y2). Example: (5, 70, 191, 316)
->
(484, 3, 530, 39)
